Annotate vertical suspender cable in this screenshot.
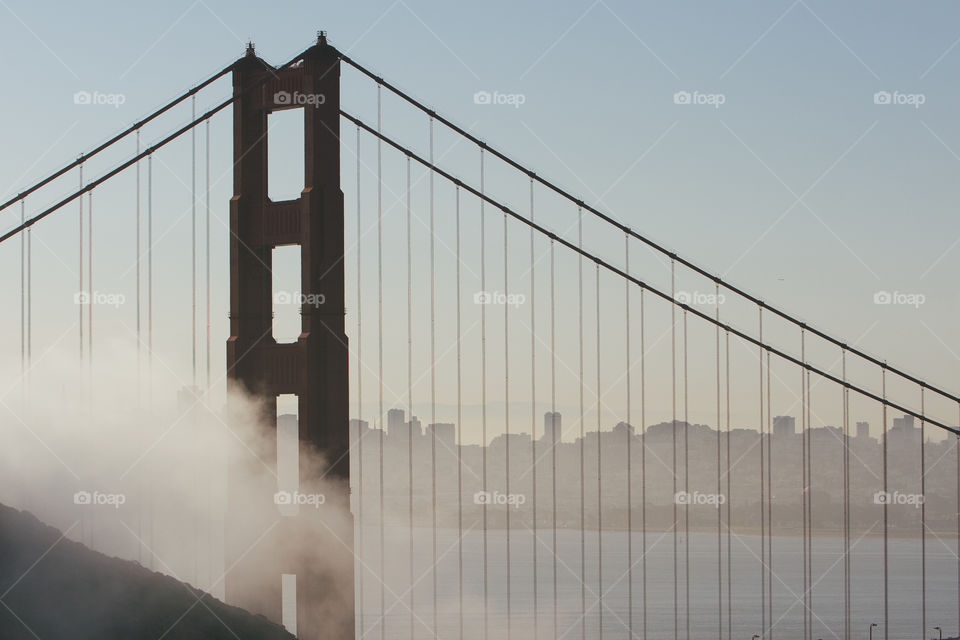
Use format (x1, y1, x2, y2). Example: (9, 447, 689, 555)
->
(766, 348, 772, 640)
(716, 283, 722, 640)
(355, 124, 364, 638)
(504, 199, 511, 640)
(626, 234, 633, 638)
(191, 95, 197, 388)
(147, 153, 154, 567)
(956, 404, 959, 640)
(550, 234, 558, 640)
(456, 185, 464, 640)
(376, 83, 385, 640)
(136, 131, 142, 417)
(529, 178, 538, 640)
(88, 192, 93, 372)
(78, 167, 87, 548)
(20, 200, 25, 378)
(882, 368, 888, 640)
(683, 309, 690, 640)
(921, 389, 926, 640)
(725, 328, 732, 640)
(429, 118, 439, 640)
(503, 159, 513, 640)
(596, 263, 603, 640)
(801, 331, 808, 640)
(843, 351, 850, 640)
(759, 309, 766, 639)
(190, 96, 197, 584)
(480, 148, 489, 640)
(205, 119, 211, 390)
(641, 288, 648, 640)
(671, 259, 678, 640)
(407, 154, 415, 640)
(806, 368, 813, 640)
(578, 206, 586, 640)
(79, 162, 84, 361)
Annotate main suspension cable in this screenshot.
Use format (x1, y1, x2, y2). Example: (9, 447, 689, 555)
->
(335, 50, 960, 411)
(342, 107, 959, 434)
(3, 47, 311, 246)
(0, 63, 234, 217)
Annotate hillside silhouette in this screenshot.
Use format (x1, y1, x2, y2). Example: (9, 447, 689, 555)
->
(0, 503, 295, 640)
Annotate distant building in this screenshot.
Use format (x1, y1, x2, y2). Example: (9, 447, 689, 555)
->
(773, 415, 795, 438)
(543, 412, 561, 445)
(387, 408, 406, 434)
(427, 423, 456, 450)
(856, 421, 869, 439)
(386, 409, 422, 453)
(892, 414, 915, 432)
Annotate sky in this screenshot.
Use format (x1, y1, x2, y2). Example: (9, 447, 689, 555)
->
(2, 0, 960, 441)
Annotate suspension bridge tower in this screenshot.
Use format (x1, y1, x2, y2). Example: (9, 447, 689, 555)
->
(225, 32, 353, 639)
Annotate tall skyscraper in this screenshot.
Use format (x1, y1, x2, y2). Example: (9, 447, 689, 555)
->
(543, 412, 561, 445)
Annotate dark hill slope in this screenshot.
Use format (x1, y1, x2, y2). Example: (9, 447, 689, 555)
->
(0, 504, 295, 640)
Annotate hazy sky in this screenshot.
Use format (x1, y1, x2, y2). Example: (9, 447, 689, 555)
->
(3, 1, 960, 441)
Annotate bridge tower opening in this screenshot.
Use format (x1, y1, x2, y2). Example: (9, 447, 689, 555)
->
(225, 33, 353, 639)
